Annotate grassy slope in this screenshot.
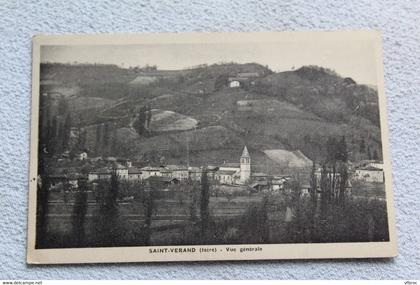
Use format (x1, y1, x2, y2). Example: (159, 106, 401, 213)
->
(42, 63, 383, 165)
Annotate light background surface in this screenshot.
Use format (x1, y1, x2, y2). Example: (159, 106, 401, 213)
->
(0, 0, 419, 280)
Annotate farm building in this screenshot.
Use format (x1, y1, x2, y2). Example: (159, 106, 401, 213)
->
(161, 165, 189, 180)
(77, 151, 88, 161)
(215, 170, 239, 185)
(228, 72, 261, 88)
(354, 160, 384, 170)
(88, 168, 112, 181)
(128, 167, 142, 181)
(48, 173, 85, 191)
(206, 165, 219, 180)
(144, 176, 180, 189)
(140, 166, 162, 180)
(353, 166, 384, 183)
(88, 164, 128, 181)
(228, 80, 241, 88)
(250, 181, 270, 192)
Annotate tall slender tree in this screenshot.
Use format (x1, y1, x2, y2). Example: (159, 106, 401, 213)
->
(72, 178, 88, 246)
(62, 113, 72, 151)
(103, 122, 111, 148)
(338, 162, 348, 207)
(200, 168, 210, 241)
(309, 161, 318, 241)
(143, 181, 155, 246)
(94, 170, 121, 246)
(95, 123, 103, 153)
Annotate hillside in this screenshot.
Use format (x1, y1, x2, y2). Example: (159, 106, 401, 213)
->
(252, 66, 380, 126)
(40, 63, 383, 165)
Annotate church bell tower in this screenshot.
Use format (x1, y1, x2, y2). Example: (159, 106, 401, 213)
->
(240, 145, 251, 184)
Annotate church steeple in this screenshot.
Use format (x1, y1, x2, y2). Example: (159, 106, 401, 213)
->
(241, 145, 250, 158)
(240, 145, 251, 183)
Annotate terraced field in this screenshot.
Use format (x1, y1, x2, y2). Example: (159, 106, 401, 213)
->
(150, 109, 198, 132)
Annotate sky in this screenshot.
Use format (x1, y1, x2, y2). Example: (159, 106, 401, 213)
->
(41, 39, 378, 85)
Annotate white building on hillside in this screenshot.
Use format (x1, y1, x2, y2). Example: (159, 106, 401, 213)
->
(229, 80, 241, 88)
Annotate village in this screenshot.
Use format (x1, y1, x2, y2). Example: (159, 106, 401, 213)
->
(35, 62, 389, 248)
(45, 144, 385, 198)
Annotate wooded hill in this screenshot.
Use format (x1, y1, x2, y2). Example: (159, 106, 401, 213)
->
(39, 62, 383, 168)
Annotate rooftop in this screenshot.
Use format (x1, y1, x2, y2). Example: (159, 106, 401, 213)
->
(141, 166, 162, 171)
(220, 162, 240, 168)
(145, 176, 179, 183)
(357, 166, 383, 171)
(216, 170, 238, 176)
(164, 165, 188, 170)
(128, 167, 142, 174)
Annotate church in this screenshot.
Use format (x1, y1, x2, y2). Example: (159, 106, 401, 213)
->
(214, 146, 251, 185)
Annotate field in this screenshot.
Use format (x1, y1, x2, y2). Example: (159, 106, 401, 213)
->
(40, 181, 389, 248)
(150, 109, 198, 132)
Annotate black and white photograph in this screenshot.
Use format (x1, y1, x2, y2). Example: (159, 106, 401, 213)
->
(27, 31, 396, 263)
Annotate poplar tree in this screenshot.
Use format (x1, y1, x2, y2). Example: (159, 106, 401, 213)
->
(200, 168, 210, 241)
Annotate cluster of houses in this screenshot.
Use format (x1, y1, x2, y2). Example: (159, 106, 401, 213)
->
(87, 163, 192, 184)
(46, 143, 385, 195)
(86, 146, 252, 185)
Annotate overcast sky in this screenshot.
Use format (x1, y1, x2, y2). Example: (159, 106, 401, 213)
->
(41, 40, 378, 85)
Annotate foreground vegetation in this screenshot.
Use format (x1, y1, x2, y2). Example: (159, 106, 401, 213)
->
(36, 171, 388, 249)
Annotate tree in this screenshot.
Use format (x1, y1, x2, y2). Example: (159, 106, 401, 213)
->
(326, 137, 338, 163)
(214, 74, 229, 91)
(109, 170, 119, 207)
(338, 162, 348, 207)
(359, 137, 366, 154)
(320, 164, 329, 218)
(373, 149, 379, 160)
(200, 168, 210, 241)
(309, 161, 318, 241)
(79, 128, 87, 151)
(71, 178, 88, 246)
(48, 115, 59, 154)
(111, 127, 118, 154)
(103, 122, 111, 148)
(143, 181, 156, 246)
(95, 123, 103, 153)
(62, 113, 72, 151)
(133, 107, 147, 135)
(336, 136, 348, 162)
(145, 104, 152, 130)
(188, 181, 199, 223)
(36, 173, 50, 248)
(94, 170, 120, 246)
(57, 95, 68, 114)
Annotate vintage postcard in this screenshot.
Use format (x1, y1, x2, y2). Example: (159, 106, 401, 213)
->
(27, 31, 397, 264)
